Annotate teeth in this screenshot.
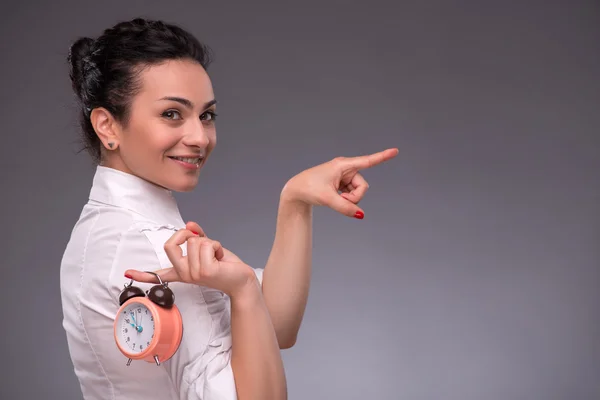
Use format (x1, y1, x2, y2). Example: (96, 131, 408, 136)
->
(172, 156, 201, 164)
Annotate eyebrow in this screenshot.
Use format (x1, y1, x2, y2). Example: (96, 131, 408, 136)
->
(158, 97, 217, 110)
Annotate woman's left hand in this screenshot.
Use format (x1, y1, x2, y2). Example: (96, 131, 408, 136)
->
(281, 147, 399, 219)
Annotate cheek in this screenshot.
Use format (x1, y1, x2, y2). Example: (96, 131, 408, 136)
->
(137, 125, 180, 154)
(154, 133, 180, 152)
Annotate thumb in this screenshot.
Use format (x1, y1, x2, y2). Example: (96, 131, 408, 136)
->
(124, 268, 181, 284)
(198, 240, 221, 276)
(326, 192, 365, 219)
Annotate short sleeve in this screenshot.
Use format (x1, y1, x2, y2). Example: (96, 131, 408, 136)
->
(252, 267, 264, 286)
(108, 223, 241, 399)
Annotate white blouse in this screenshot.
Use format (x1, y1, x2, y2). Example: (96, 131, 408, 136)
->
(60, 166, 263, 400)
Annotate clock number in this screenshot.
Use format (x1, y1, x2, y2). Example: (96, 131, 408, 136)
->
(127, 337, 130, 342)
(150, 316, 154, 322)
(125, 318, 130, 324)
(124, 328, 128, 333)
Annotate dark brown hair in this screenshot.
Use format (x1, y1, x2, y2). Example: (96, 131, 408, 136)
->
(67, 18, 213, 162)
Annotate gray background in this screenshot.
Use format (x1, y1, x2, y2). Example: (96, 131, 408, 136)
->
(1, 1, 598, 399)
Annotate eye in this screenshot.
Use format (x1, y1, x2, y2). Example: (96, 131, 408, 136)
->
(200, 110, 218, 122)
(162, 110, 182, 120)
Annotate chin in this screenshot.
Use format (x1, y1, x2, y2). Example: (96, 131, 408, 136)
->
(167, 177, 200, 193)
(177, 185, 197, 193)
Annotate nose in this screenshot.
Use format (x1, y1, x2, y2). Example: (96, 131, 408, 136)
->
(182, 119, 210, 148)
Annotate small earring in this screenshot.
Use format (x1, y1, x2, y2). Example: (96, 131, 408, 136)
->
(108, 142, 115, 149)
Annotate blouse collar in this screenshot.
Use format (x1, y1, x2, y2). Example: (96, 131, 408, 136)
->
(88, 166, 185, 227)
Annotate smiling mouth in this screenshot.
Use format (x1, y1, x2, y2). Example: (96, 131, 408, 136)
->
(168, 156, 203, 165)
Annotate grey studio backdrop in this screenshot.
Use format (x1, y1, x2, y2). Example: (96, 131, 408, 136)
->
(1, 1, 598, 399)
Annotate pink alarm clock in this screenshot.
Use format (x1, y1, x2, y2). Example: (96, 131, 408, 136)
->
(113, 271, 183, 366)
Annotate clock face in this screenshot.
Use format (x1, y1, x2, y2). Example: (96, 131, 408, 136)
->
(116, 302, 156, 354)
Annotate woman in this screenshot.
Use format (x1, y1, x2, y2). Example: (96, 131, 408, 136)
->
(60, 17, 397, 400)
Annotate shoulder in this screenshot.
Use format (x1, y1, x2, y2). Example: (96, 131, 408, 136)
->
(77, 201, 181, 263)
(71, 204, 183, 304)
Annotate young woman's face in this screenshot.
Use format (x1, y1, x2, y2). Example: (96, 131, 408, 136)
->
(107, 59, 217, 192)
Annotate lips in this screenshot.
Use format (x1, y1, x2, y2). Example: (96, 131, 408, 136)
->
(168, 156, 202, 165)
(167, 155, 206, 172)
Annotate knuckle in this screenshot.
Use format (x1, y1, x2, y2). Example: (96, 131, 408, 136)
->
(187, 236, 201, 245)
(315, 194, 328, 205)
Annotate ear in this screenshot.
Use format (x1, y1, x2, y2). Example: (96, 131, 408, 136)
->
(90, 107, 121, 150)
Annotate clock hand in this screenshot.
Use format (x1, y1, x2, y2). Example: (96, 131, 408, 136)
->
(137, 309, 143, 333)
(129, 312, 138, 329)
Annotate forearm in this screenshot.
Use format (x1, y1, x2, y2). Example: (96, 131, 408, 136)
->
(230, 278, 287, 400)
(262, 190, 313, 348)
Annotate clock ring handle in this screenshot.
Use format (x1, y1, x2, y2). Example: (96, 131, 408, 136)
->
(143, 270, 169, 287)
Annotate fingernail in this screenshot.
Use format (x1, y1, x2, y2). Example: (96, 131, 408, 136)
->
(354, 211, 364, 219)
(124, 273, 133, 279)
(191, 231, 199, 235)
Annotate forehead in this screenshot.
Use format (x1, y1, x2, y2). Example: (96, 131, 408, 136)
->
(135, 59, 214, 105)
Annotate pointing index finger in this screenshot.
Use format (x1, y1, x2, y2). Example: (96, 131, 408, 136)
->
(346, 148, 399, 170)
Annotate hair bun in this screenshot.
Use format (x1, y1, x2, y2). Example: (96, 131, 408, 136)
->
(67, 37, 95, 101)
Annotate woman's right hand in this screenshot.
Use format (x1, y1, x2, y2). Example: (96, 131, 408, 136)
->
(124, 226, 258, 298)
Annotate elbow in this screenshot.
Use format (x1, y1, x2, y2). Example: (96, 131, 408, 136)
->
(278, 334, 297, 349)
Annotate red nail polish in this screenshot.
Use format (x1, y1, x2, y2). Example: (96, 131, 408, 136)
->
(124, 273, 133, 279)
(192, 231, 199, 235)
(354, 211, 364, 219)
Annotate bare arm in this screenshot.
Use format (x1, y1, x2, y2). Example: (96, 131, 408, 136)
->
(230, 276, 288, 400)
(261, 191, 313, 349)
(260, 148, 398, 349)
